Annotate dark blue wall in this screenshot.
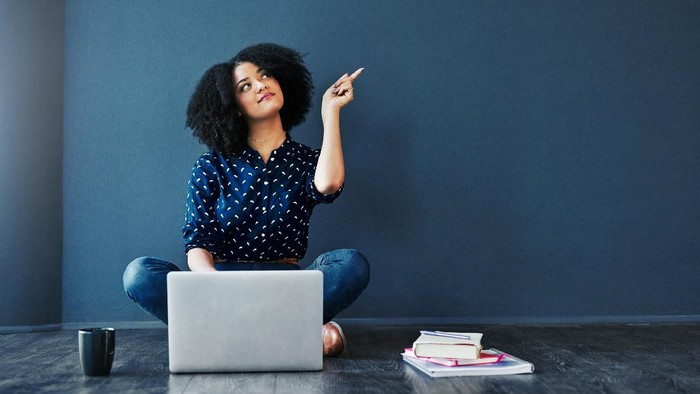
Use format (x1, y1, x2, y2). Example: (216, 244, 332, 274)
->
(62, 0, 700, 325)
(0, 0, 64, 328)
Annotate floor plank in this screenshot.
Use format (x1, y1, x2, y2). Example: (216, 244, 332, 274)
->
(0, 324, 699, 393)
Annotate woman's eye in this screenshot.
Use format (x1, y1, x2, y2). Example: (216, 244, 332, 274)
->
(261, 72, 269, 79)
(240, 83, 251, 92)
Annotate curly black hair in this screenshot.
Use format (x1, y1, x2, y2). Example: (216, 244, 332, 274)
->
(185, 43, 314, 155)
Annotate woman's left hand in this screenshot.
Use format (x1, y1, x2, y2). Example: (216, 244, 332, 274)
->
(322, 68, 364, 115)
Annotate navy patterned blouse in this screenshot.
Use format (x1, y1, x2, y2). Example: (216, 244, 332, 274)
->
(183, 138, 342, 261)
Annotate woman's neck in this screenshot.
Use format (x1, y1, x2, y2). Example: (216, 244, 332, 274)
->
(246, 116, 286, 164)
(247, 115, 284, 142)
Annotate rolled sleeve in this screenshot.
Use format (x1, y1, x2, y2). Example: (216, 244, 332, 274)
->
(305, 149, 343, 205)
(182, 155, 221, 256)
(306, 177, 343, 204)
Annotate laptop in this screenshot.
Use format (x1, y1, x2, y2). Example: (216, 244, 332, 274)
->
(167, 270, 323, 373)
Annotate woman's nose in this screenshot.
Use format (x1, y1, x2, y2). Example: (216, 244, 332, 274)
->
(255, 81, 267, 92)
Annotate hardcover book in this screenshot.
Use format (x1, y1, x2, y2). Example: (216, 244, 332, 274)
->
(412, 331, 483, 360)
(403, 348, 503, 367)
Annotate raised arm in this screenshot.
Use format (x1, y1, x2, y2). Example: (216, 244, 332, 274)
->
(314, 68, 364, 194)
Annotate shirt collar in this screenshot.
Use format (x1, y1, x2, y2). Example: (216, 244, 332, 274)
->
(239, 136, 292, 164)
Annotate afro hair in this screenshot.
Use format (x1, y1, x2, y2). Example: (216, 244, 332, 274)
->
(186, 43, 313, 155)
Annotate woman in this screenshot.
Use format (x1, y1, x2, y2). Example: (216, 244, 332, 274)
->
(123, 43, 370, 357)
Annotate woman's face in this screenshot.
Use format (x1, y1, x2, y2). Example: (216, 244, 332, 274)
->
(232, 62, 284, 122)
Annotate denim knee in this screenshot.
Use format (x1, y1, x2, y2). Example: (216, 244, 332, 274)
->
(339, 248, 371, 289)
(123, 256, 172, 295)
(123, 257, 150, 297)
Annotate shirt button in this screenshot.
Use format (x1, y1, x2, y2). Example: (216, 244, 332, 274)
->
(264, 181, 269, 185)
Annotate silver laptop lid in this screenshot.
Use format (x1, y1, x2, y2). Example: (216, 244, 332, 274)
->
(167, 270, 323, 373)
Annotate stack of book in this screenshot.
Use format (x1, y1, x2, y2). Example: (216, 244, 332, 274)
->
(402, 330, 535, 378)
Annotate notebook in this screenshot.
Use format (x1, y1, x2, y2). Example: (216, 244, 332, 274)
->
(167, 270, 323, 373)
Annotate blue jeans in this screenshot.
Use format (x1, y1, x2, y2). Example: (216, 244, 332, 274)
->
(123, 249, 370, 325)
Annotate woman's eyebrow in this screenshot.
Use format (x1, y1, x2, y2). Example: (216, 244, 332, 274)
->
(235, 69, 265, 88)
(235, 77, 249, 88)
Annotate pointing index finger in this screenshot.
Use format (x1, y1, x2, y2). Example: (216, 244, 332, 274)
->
(349, 67, 364, 81)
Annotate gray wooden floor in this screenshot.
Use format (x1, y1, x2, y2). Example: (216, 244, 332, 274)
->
(0, 324, 698, 393)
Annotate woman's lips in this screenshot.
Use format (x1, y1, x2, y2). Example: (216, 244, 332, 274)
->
(258, 92, 274, 103)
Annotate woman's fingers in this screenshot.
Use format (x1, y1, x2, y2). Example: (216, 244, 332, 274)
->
(333, 68, 364, 87)
(331, 68, 363, 95)
(333, 73, 349, 88)
(348, 67, 364, 81)
(333, 84, 353, 96)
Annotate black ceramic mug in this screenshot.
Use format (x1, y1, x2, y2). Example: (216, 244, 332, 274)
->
(78, 328, 115, 376)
